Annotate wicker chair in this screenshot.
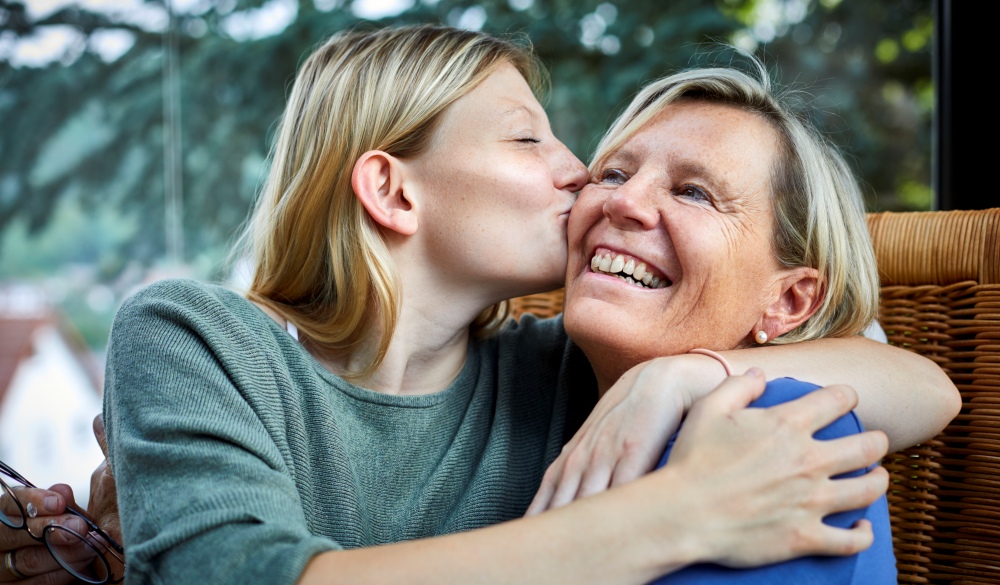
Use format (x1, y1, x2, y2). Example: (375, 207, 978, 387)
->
(509, 208, 1000, 585)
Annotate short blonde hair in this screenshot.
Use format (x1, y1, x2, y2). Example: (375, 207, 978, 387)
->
(239, 25, 544, 380)
(591, 57, 879, 343)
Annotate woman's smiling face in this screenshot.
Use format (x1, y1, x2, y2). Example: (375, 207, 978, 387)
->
(563, 99, 787, 380)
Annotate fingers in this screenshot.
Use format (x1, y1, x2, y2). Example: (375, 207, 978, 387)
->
(573, 462, 613, 501)
(12, 571, 79, 585)
(0, 517, 88, 553)
(820, 466, 890, 516)
(687, 368, 768, 417)
(767, 384, 860, 433)
(607, 445, 658, 488)
(1, 487, 71, 519)
(546, 451, 586, 511)
(1, 487, 69, 545)
(525, 465, 559, 517)
(816, 430, 890, 479)
(1, 545, 70, 583)
(93, 415, 109, 460)
(798, 519, 875, 559)
(28, 517, 90, 545)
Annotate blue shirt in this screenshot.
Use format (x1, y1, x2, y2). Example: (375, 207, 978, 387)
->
(649, 377, 896, 585)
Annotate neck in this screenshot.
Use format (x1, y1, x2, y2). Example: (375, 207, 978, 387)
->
(575, 338, 646, 398)
(320, 298, 477, 395)
(311, 250, 506, 396)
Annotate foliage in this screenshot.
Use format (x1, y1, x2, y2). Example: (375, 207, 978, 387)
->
(0, 0, 933, 293)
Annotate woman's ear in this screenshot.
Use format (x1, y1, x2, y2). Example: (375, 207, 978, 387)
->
(758, 267, 823, 339)
(351, 150, 418, 236)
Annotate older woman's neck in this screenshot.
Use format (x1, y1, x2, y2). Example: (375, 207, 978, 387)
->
(585, 348, 640, 397)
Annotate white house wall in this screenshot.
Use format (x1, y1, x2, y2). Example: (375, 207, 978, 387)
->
(0, 323, 104, 507)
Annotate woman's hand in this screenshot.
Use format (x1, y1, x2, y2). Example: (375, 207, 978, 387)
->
(663, 369, 890, 566)
(0, 415, 122, 584)
(526, 354, 727, 515)
(0, 483, 91, 584)
(88, 415, 122, 550)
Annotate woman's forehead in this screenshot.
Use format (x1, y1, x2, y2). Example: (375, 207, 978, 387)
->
(607, 101, 778, 184)
(434, 66, 544, 138)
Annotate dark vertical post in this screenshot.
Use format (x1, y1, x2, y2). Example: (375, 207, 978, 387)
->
(932, 0, 952, 210)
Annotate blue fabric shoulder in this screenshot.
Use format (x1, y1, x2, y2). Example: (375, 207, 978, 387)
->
(648, 378, 896, 585)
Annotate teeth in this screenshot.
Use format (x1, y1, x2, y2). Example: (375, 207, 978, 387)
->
(588, 252, 670, 290)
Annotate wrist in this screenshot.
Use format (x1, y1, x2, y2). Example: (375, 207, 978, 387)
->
(648, 354, 728, 411)
(608, 467, 709, 576)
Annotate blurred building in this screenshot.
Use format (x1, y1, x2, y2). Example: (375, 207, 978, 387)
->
(0, 285, 105, 507)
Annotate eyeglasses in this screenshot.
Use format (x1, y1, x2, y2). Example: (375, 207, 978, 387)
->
(0, 459, 124, 584)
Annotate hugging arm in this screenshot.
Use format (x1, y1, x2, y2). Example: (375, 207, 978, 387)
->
(99, 287, 887, 585)
(721, 336, 959, 452)
(530, 335, 957, 513)
(297, 372, 888, 585)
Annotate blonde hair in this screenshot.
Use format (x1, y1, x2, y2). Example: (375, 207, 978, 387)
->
(591, 56, 879, 343)
(238, 25, 544, 380)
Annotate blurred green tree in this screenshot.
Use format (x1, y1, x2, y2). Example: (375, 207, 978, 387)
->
(0, 0, 933, 280)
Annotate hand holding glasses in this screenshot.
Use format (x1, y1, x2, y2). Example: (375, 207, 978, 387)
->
(1, 460, 124, 584)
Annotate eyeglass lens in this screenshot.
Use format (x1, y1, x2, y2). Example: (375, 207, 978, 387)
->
(0, 478, 27, 530)
(1, 470, 119, 584)
(44, 524, 112, 584)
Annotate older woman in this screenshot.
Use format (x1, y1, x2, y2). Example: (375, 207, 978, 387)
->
(535, 60, 904, 582)
(0, 25, 954, 585)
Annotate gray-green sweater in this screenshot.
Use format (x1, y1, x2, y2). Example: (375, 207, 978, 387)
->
(103, 279, 597, 585)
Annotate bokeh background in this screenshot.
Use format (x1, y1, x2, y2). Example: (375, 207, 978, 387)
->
(0, 0, 934, 504)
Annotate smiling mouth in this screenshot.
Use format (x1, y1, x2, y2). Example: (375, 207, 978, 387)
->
(589, 252, 671, 289)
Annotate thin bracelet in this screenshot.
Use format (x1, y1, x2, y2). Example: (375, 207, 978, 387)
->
(688, 348, 733, 377)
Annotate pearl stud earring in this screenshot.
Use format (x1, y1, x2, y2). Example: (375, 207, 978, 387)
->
(755, 330, 768, 344)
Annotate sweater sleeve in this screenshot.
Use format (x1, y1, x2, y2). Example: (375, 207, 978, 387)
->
(102, 281, 339, 585)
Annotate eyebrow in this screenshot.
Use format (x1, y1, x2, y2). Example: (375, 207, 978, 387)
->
(602, 148, 736, 197)
(600, 148, 640, 169)
(500, 105, 534, 121)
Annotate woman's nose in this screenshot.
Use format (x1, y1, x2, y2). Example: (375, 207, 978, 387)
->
(603, 181, 659, 231)
(553, 145, 589, 193)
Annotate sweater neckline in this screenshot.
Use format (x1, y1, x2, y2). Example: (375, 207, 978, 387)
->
(237, 291, 481, 408)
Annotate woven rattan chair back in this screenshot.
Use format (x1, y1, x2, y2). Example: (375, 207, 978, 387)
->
(870, 208, 999, 584)
(509, 208, 1000, 584)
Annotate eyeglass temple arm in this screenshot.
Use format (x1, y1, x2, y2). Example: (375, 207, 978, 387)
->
(0, 463, 37, 489)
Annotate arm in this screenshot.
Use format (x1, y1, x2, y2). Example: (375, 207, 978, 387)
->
(107, 284, 887, 585)
(298, 374, 888, 585)
(720, 336, 960, 452)
(529, 335, 958, 513)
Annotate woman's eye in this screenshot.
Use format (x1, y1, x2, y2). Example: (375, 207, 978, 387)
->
(516, 137, 540, 144)
(597, 169, 627, 185)
(677, 185, 710, 203)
